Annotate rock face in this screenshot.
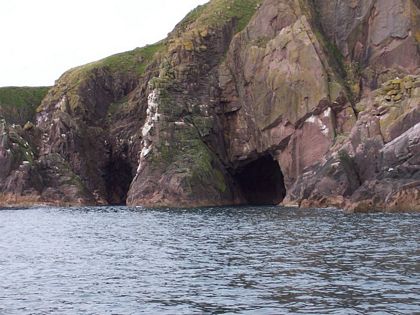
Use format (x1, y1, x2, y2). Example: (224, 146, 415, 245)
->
(0, 0, 419, 211)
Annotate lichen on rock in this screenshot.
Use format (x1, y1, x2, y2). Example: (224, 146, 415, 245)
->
(1, 0, 419, 212)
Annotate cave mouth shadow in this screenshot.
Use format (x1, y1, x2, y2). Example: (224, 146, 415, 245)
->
(233, 155, 286, 206)
(104, 157, 134, 205)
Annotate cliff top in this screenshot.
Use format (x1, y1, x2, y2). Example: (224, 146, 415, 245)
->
(0, 86, 50, 125)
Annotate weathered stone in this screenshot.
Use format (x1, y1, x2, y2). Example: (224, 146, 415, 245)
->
(387, 90, 399, 96)
(313, 0, 420, 91)
(393, 93, 403, 101)
(0, 0, 419, 212)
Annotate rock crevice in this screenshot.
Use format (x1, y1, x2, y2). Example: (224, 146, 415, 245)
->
(0, 0, 419, 211)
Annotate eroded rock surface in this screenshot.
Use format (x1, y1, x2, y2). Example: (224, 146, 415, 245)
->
(0, 0, 419, 211)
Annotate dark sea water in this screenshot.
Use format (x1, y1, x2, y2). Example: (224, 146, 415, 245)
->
(0, 206, 419, 315)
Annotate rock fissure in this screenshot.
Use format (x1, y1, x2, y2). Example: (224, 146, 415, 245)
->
(1, 0, 419, 212)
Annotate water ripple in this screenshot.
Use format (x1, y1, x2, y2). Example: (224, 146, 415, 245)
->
(0, 206, 419, 314)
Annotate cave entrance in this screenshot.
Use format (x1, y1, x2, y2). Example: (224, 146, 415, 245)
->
(234, 155, 286, 205)
(104, 157, 133, 205)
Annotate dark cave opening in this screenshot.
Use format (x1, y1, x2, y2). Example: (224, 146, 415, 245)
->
(234, 155, 286, 205)
(104, 157, 134, 205)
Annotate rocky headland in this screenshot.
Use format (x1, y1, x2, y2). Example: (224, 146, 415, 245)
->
(0, 0, 419, 211)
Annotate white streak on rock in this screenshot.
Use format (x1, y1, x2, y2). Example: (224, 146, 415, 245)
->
(323, 107, 331, 117)
(55, 96, 67, 110)
(306, 116, 316, 123)
(138, 89, 160, 172)
(305, 115, 329, 136)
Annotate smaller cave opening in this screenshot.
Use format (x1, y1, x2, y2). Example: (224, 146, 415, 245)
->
(233, 155, 286, 205)
(104, 156, 134, 205)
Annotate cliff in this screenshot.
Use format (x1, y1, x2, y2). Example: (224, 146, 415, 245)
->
(1, 0, 419, 211)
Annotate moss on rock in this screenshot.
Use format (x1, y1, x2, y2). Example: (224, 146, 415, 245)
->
(175, 0, 262, 34)
(62, 42, 165, 85)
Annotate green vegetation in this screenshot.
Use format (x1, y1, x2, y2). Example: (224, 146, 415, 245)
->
(0, 86, 50, 124)
(312, 29, 346, 78)
(334, 132, 348, 144)
(307, 2, 360, 105)
(100, 42, 164, 74)
(189, 139, 226, 193)
(3, 126, 36, 166)
(37, 42, 166, 115)
(61, 42, 165, 89)
(176, 0, 263, 33)
(253, 36, 270, 48)
(176, 4, 208, 32)
(338, 150, 357, 178)
(40, 0, 263, 118)
(107, 96, 129, 116)
(150, 118, 228, 195)
(0, 87, 49, 108)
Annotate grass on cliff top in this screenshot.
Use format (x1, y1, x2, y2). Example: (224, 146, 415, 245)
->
(55, 0, 262, 91)
(0, 86, 50, 124)
(61, 42, 165, 88)
(0, 86, 50, 108)
(176, 0, 263, 34)
(99, 42, 164, 74)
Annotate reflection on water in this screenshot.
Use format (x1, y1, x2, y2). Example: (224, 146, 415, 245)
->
(0, 206, 419, 314)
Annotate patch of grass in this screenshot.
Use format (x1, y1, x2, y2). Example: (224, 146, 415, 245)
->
(102, 42, 164, 74)
(176, 4, 208, 33)
(107, 96, 129, 116)
(0, 87, 50, 108)
(176, 0, 263, 34)
(0, 86, 50, 124)
(61, 42, 165, 89)
(37, 42, 165, 115)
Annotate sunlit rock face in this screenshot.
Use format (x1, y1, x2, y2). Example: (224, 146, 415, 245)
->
(0, 0, 419, 211)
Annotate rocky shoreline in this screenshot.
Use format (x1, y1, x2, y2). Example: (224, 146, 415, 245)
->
(1, 0, 419, 212)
